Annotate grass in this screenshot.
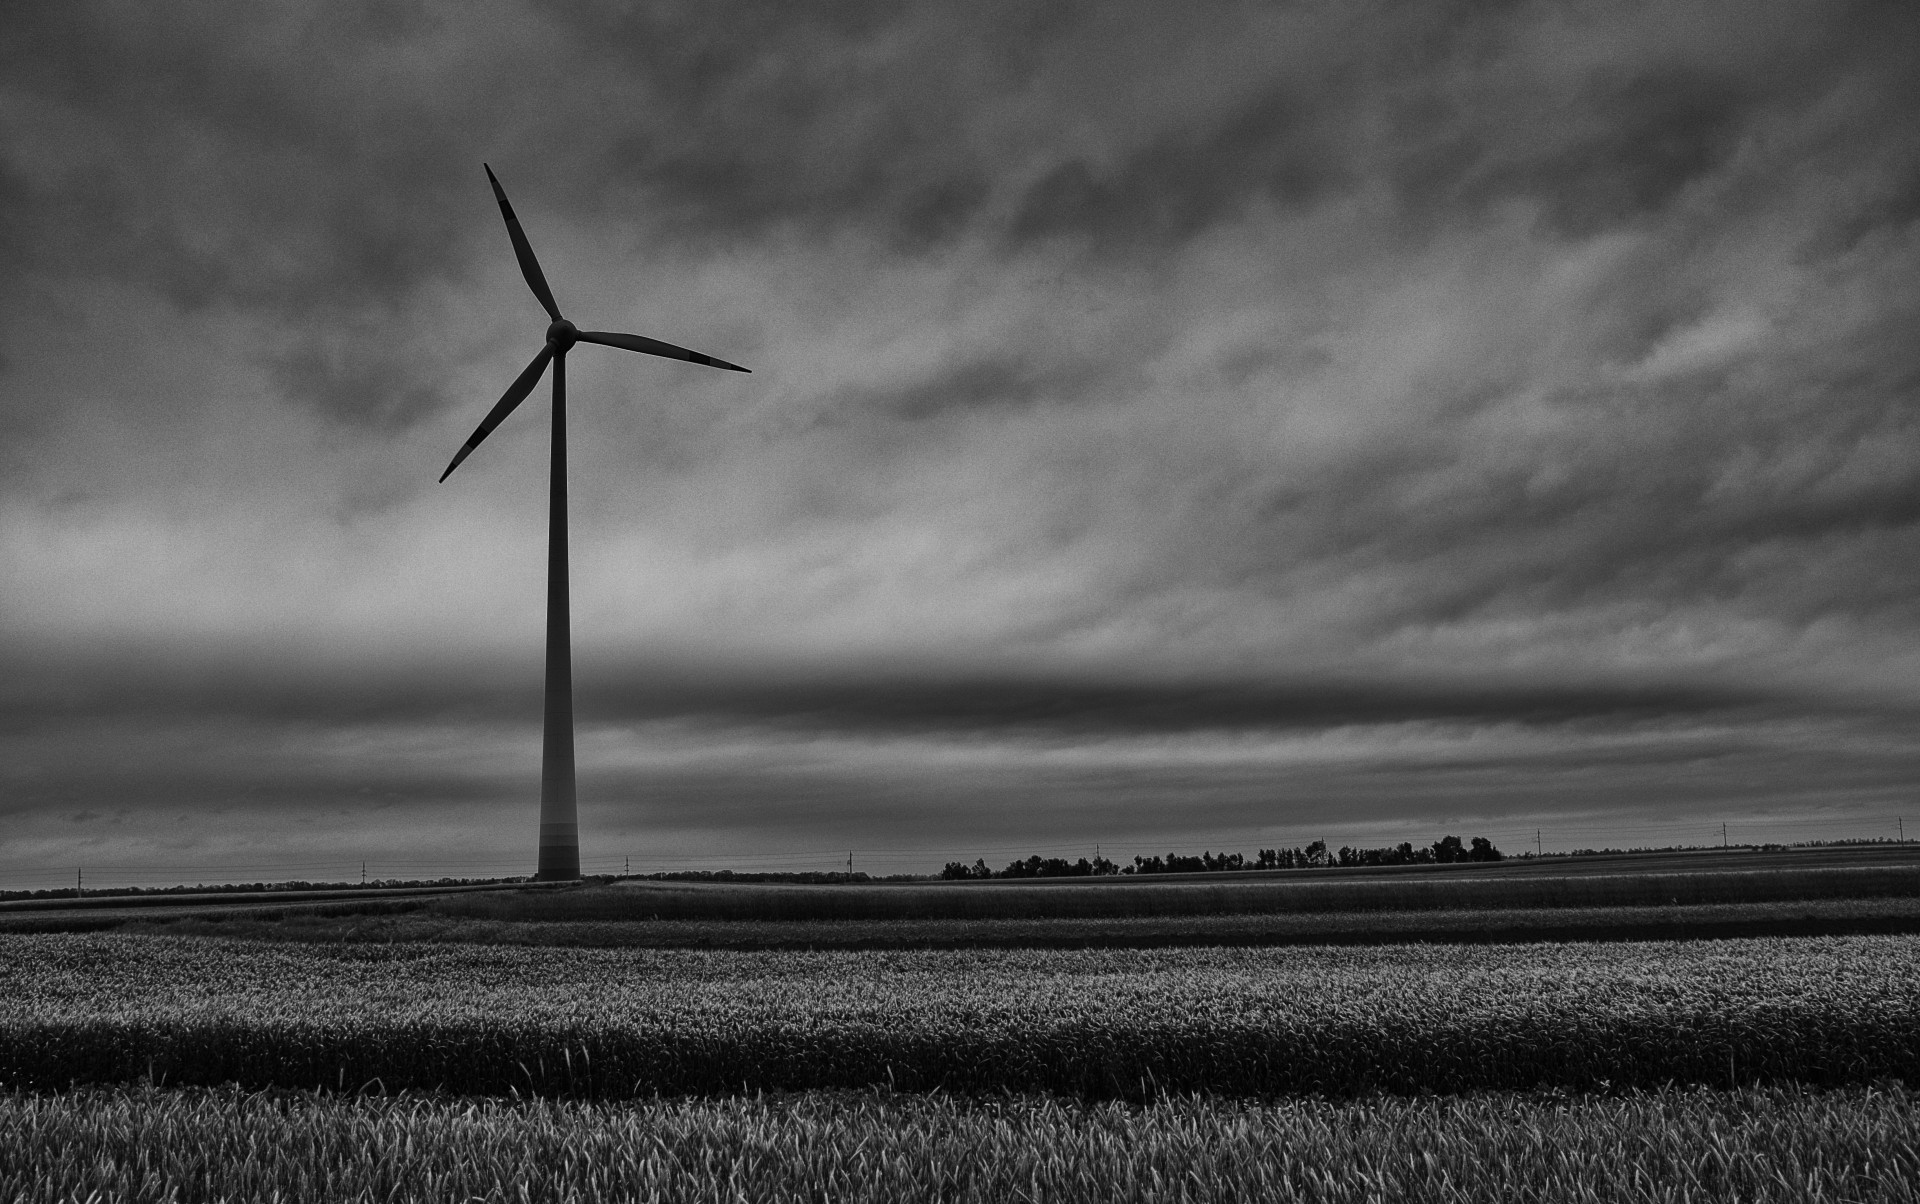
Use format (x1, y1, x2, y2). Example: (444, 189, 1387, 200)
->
(5, 933, 1916, 1098)
(2, 1084, 1914, 1203)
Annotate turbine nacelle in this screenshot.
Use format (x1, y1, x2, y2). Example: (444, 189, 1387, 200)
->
(547, 319, 578, 351)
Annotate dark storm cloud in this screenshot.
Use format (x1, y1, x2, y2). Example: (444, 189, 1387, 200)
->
(0, 643, 1837, 740)
(271, 326, 466, 432)
(0, 7, 490, 443)
(8, 655, 1916, 875)
(1382, 5, 1920, 238)
(555, 0, 1033, 247)
(8, 0, 1910, 438)
(4, 0, 1915, 576)
(1008, 85, 1345, 249)
(0, 648, 534, 732)
(1498, 70, 1749, 237)
(6, 0, 1920, 876)
(0, 9, 470, 307)
(10, 0, 1916, 309)
(821, 353, 1119, 425)
(1393, 66, 1754, 238)
(575, 671, 1783, 738)
(1241, 367, 1920, 631)
(0, 0, 1032, 437)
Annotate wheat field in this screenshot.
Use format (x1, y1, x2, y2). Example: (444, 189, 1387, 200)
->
(4, 933, 1916, 1097)
(2, 1084, 1914, 1203)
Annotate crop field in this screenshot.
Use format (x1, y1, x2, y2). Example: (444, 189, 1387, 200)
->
(6, 927, 1917, 1201)
(9, 883, 1917, 1200)
(3, 1084, 1916, 1203)
(8, 846, 1916, 949)
(83, 893, 1919, 951)
(441, 856, 1920, 925)
(4, 933, 1917, 1098)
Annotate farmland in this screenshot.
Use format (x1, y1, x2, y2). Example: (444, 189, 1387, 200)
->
(455, 850, 1920, 925)
(4, 1085, 1915, 1203)
(6, 854, 1919, 1201)
(4, 933, 1916, 1098)
(7, 843, 1918, 947)
(75, 894, 1920, 951)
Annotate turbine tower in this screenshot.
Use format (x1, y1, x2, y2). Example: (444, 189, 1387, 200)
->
(440, 164, 748, 881)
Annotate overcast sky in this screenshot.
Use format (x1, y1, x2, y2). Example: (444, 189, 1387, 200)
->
(3, 0, 1919, 884)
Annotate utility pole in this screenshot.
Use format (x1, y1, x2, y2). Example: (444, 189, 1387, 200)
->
(1900, 817, 1905, 842)
(1722, 823, 1728, 848)
(361, 860, 366, 885)
(847, 850, 854, 878)
(625, 855, 630, 877)
(1536, 829, 1542, 857)
(76, 868, 82, 897)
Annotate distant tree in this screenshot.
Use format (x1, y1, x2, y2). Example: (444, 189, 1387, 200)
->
(996, 855, 1092, 879)
(944, 837, 1507, 880)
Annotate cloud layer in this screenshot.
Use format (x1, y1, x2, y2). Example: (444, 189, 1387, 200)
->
(3, 0, 1918, 880)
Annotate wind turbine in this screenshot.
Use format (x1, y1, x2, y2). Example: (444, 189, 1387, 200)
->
(440, 164, 749, 881)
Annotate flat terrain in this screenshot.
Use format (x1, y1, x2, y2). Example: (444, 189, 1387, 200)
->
(7, 853, 1918, 1203)
(5, 845, 1918, 948)
(90, 895, 1920, 950)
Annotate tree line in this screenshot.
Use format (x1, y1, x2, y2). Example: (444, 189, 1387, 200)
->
(941, 835, 1503, 880)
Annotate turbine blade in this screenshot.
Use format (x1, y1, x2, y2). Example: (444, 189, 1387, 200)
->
(576, 330, 751, 373)
(439, 343, 556, 482)
(484, 163, 562, 323)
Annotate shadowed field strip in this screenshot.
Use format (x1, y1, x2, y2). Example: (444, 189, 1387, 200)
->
(473, 863, 1920, 923)
(7, 850, 1916, 942)
(2, 934, 1915, 1098)
(102, 895, 1920, 949)
(1, 1085, 1914, 1203)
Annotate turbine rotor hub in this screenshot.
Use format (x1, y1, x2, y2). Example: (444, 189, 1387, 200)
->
(547, 319, 578, 349)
